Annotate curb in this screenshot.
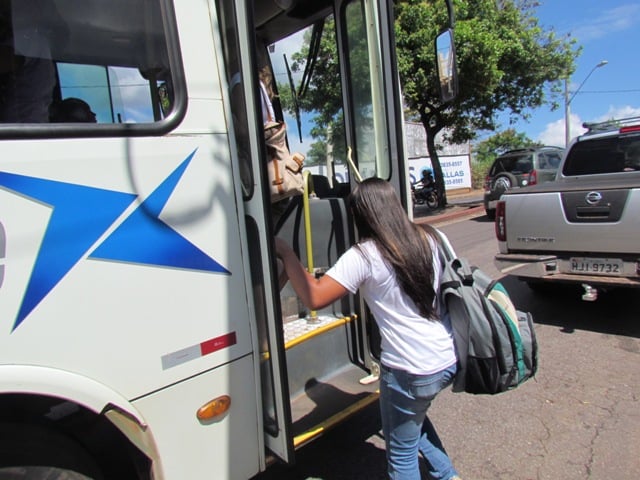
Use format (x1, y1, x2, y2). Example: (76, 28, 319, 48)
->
(414, 204, 485, 226)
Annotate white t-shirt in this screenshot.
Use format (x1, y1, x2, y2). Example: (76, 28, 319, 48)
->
(326, 239, 456, 375)
(258, 81, 275, 124)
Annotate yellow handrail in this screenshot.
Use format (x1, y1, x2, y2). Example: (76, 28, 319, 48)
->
(302, 170, 318, 322)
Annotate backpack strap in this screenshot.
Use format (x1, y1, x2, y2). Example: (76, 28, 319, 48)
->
(417, 223, 469, 280)
(452, 257, 474, 286)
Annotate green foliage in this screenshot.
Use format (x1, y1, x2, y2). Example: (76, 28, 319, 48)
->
(276, 18, 348, 167)
(276, 1, 578, 192)
(471, 160, 490, 189)
(277, 10, 381, 168)
(395, 0, 578, 143)
(394, 0, 578, 199)
(473, 129, 541, 162)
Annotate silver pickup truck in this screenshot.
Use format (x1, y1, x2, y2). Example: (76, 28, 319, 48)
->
(494, 117, 640, 301)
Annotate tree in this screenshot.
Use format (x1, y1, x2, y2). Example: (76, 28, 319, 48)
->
(279, 12, 379, 172)
(394, 0, 578, 204)
(471, 129, 540, 187)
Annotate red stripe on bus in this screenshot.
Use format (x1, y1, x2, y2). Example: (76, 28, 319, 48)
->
(200, 332, 237, 356)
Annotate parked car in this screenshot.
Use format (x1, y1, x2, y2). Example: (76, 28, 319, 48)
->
(483, 146, 564, 219)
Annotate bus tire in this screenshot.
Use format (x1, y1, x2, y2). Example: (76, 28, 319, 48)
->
(0, 422, 104, 480)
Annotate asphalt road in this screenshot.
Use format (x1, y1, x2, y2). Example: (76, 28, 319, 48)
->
(254, 212, 640, 480)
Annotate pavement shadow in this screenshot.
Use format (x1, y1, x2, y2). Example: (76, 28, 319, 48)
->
(499, 274, 640, 339)
(469, 214, 492, 223)
(252, 401, 388, 479)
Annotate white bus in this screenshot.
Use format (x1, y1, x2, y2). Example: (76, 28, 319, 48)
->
(0, 0, 456, 478)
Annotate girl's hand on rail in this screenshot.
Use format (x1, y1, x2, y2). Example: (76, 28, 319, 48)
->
(273, 237, 348, 309)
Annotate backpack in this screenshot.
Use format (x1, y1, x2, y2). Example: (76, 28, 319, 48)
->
(430, 228, 538, 395)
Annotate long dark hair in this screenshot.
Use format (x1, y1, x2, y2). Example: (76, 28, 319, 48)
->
(349, 178, 437, 318)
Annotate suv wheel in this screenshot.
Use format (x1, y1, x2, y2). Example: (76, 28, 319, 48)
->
(491, 172, 517, 195)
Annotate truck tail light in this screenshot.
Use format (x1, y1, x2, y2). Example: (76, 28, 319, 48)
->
(529, 169, 538, 185)
(620, 125, 640, 134)
(495, 201, 507, 241)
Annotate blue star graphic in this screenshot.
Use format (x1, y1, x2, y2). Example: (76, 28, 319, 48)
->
(0, 150, 229, 331)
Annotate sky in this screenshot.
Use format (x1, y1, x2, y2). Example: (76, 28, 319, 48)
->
(273, 1, 640, 154)
(498, 1, 640, 147)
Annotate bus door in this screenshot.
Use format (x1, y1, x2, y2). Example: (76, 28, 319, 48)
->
(331, 0, 409, 376)
(334, 0, 458, 366)
(217, 0, 415, 466)
(215, 0, 295, 464)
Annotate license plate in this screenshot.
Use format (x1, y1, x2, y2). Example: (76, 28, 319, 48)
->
(569, 257, 623, 275)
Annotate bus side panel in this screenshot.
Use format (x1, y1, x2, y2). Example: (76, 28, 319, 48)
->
(133, 354, 261, 479)
(0, 135, 255, 399)
(0, 0, 266, 477)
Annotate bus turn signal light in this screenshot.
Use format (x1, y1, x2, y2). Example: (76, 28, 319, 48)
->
(197, 395, 231, 421)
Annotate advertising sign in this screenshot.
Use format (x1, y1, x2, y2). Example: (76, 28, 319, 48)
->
(408, 155, 471, 190)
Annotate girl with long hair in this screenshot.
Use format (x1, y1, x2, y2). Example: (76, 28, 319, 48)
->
(275, 177, 461, 480)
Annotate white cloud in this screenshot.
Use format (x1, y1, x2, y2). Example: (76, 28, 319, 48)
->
(537, 117, 569, 147)
(538, 105, 640, 146)
(108, 67, 154, 122)
(595, 105, 640, 122)
(572, 4, 640, 42)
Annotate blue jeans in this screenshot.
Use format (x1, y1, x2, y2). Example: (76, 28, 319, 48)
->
(379, 363, 458, 480)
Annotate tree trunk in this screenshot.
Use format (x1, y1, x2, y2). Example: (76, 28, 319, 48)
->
(421, 118, 448, 207)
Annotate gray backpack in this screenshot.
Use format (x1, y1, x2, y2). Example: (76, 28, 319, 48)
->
(432, 229, 538, 394)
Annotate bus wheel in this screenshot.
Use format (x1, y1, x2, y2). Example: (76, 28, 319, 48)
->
(0, 423, 104, 480)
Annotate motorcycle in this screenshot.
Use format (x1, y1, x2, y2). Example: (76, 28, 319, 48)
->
(411, 181, 439, 209)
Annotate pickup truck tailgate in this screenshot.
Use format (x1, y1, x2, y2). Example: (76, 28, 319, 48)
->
(495, 118, 640, 292)
(501, 188, 640, 254)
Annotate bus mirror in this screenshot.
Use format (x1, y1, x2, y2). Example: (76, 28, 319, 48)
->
(435, 29, 458, 103)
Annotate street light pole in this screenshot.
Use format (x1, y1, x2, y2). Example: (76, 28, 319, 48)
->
(564, 60, 608, 147)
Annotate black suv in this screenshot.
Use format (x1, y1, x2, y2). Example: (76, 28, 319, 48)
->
(483, 146, 564, 219)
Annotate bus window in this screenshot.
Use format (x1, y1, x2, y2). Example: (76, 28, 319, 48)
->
(57, 63, 159, 124)
(0, 0, 180, 128)
(268, 20, 350, 193)
(343, 0, 390, 180)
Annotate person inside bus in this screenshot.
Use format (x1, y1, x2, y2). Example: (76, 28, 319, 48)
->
(275, 178, 461, 480)
(255, 47, 305, 226)
(49, 97, 97, 123)
(228, 41, 269, 172)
